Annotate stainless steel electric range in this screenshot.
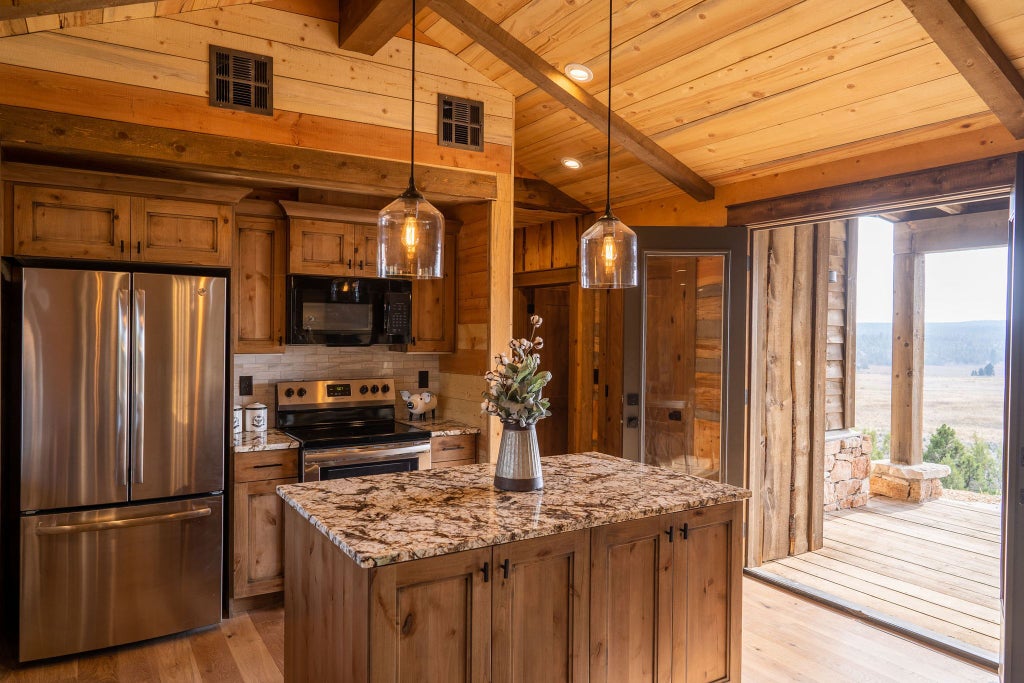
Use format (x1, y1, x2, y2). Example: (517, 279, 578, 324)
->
(275, 378, 431, 481)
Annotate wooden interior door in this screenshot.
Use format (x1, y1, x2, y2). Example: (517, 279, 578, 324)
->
(622, 228, 747, 489)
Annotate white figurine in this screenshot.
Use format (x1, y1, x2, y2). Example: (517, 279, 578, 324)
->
(400, 390, 437, 421)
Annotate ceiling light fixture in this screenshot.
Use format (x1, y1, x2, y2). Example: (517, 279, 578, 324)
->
(564, 63, 593, 83)
(579, 0, 636, 290)
(561, 157, 583, 170)
(377, 0, 443, 279)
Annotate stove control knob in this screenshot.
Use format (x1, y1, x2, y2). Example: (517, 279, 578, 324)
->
(370, 384, 380, 394)
(284, 388, 295, 398)
(297, 388, 307, 398)
(360, 384, 369, 395)
(381, 383, 390, 394)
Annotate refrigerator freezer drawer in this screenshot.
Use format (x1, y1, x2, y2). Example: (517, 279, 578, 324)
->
(18, 496, 223, 662)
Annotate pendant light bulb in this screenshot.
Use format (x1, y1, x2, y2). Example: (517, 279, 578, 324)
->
(378, 0, 443, 279)
(580, 0, 637, 289)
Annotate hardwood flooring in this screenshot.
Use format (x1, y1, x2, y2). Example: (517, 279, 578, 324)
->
(763, 496, 1002, 655)
(0, 578, 996, 682)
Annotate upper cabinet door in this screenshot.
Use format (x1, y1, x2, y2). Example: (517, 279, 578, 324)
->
(234, 214, 287, 353)
(13, 185, 132, 260)
(132, 197, 233, 266)
(288, 218, 357, 276)
(409, 233, 457, 353)
(353, 225, 379, 277)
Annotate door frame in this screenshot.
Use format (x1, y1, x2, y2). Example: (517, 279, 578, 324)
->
(621, 226, 748, 489)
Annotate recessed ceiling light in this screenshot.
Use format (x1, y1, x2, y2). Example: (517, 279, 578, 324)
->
(561, 157, 582, 170)
(564, 63, 593, 83)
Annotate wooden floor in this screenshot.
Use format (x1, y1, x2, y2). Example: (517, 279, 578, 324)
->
(0, 578, 996, 682)
(763, 496, 1002, 656)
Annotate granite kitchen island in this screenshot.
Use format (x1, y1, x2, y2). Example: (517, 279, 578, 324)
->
(278, 452, 750, 683)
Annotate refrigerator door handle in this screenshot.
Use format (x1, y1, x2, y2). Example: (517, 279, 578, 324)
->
(132, 288, 146, 485)
(117, 289, 130, 486)
(34, 507, 212, 536)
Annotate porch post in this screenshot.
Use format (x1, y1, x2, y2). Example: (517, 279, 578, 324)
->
(890, 252, 925, 466)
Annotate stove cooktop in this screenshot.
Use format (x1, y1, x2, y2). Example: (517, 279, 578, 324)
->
(281, 421, 430, 450)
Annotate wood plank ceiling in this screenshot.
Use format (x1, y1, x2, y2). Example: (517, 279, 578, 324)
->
(417, 0, 1024, 209)
(2, 0, 1023, 211)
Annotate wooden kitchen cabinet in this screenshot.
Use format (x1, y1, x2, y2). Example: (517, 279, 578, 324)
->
(13, 185, 132, 260)
(234, 212, 287, 353)
(10, 172, 243, 267)
(590, 503, 742, 683)
(232, 449, 299, 605)
(281, 200, 379, 277)
(430, 433, 477, 468)
(409, 232, 457, 353)
(132, 197, 233, 266)
(491, 530, 590, 683)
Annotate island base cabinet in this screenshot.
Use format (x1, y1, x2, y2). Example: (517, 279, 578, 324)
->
(590, 502, 742, 683)
(492, 530, 590, 683)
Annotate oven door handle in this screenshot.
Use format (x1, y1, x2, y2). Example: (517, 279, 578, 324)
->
(303, 442, 430, 463)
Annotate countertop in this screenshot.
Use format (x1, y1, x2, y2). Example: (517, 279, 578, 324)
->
(232, 428, 300, 453)
(396, 417, 480, 437)
(277, 452, 750, 568)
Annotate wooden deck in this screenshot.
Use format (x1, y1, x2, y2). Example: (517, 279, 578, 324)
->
(0, 579, 996, 682)
(762, 496, 1002, 657)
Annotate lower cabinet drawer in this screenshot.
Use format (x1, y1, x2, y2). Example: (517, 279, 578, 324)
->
(432, 458, 477, 469)
(431, 434, 477, 464)
(234, 448, 299, 482)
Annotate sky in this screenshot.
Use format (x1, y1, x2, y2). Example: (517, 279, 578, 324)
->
(856, 216, 1008, 323)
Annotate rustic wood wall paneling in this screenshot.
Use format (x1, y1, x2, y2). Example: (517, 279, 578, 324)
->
(789, 225, 814, 557)
(763, 228, 794, 562)
(486, 173, 515, 462)
(890, 252, 926, 466)
(746, 230, 770, 567)
(809, 222, 830, 551)
(843, 220, 858, 429)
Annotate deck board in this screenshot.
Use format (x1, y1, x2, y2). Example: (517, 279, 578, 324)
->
(763, 495, 1002, 655)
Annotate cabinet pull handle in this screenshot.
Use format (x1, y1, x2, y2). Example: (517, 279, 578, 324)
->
(665, 526, 674, 543)
(682, 523, 688, 540)
(252, 463, 279, 469)
(136, 241, 141, 255)
(347, 259, 352, 268)
(278, 336, 283, 345)
(481, 561, 490, 583)
(441, 445, 464, 451)
(120, 239, 125, 253)
(500, 558, 510, 579)
(359, 260, 364, 269)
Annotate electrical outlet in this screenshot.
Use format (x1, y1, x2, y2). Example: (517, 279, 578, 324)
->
(418, 370, 429, 389)
(239, 375, 253, 396)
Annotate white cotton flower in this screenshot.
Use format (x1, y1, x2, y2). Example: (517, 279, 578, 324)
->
(529, 314, 543, 327)
(533, 336, 544, 349)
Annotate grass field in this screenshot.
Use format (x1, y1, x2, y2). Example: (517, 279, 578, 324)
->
(855, 364, 1005, 447)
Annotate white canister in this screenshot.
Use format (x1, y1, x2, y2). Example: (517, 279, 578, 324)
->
(232, 405, 243, 434)
(244, 403, 268, 432)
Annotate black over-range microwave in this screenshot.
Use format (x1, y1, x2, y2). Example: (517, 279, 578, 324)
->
(287, 275, 412, 346)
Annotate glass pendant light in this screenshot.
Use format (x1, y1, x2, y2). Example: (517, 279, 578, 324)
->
(378, 0, 443, 279)
(580, 0, 636, 289)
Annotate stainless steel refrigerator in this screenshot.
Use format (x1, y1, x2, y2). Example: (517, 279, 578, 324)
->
(14, 267, 226, 662)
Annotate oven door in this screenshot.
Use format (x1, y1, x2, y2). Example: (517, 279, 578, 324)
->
(302, 442, 432, 481)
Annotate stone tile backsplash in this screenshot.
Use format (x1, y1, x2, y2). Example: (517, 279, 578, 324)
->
(233, 346, 439, 426)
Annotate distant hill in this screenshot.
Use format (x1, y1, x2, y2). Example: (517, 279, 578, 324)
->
(857, 320, 1005, 367)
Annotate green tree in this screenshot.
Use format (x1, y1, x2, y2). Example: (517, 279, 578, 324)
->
(923, 424, 1002, 494)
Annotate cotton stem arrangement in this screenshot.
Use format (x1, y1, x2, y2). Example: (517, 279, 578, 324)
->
(481, 315, 552, 426)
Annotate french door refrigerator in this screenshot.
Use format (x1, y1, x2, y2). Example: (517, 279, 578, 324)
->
(14, 266, 226, 662)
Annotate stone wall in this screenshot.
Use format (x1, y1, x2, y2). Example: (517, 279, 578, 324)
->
(824, 430, 873, 511)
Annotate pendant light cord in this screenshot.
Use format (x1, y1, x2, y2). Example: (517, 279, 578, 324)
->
(409, 0, 417, 189)
(604, 0, 612, 218)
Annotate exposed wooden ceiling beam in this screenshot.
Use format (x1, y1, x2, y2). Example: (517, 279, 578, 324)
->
(514, 176, 591, 214)
(338, 0, 422, 55)
(0, 0, 141, 20)
(428, 0, 714, 202)
(0, 105, 496, 202)
(900, 0, 1024, 139)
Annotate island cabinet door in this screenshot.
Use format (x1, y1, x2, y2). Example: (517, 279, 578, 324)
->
(370, 547, 492, 683)
(491, 530, 590, 683)
(671, 502, 743, 683)
(590, 514, 674, 683)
